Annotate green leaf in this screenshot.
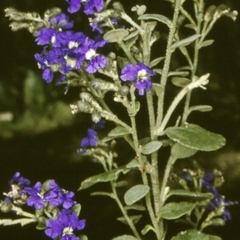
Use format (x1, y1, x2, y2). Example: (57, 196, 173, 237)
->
(138, 14, 172, 28)
(189, 105, 212, 112)
(124, 204, 146, 211)
(165, 124, 226, 151)
(171, 229, 209, 240)
(141, 224, 155, 235)
(104, 29, 129, 42)
(171, 77, 191, 87)
(171, 143, 197, 159)
(160, 202, 195, 220)
(90, 191, 114, 198)
(108, 126, 130, 137)
(168, 71, 189, 77)
(124, 184, 150, 205)
(149, 57, 165, 68)
(79, 167, 130, 190)
(117, 215, 142, 224)
(123, 30, 139, 41)
(141, 141, 162, 154)
(78, 235, 88, 240)
(199, 39, 214, 48)
(171, 34, 201, 51)
(112, 235, 138, 240)
(208, 235, 222, 240)
(72, 204, 81, 216)
(166, 189, 214, 200)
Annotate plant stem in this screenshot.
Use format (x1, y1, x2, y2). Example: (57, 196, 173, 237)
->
(111, 182, 142, 240)
(155, 0, 182, 132)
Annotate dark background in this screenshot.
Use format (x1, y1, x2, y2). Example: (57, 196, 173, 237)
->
(0, 0, 240, 239)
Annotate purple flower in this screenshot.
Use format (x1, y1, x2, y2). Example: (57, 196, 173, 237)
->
(81, 128, 98, 149)
(202, 172, 238, 221)
(58, 190, 76, 209)
(45, 209, 86, 239)
(120, 63, 155, 95)
(49, 13, 74, 29)
(66, 0, 104, 15)
(4, 172, 30, 202)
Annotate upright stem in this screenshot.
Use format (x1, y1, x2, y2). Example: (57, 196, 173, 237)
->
(111, 182, 142, 240)
(155, 0, 182, 132)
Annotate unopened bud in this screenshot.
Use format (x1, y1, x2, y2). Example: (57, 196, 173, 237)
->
(1, 201, 13, 213)
(91, 111, 101, 123)
(118, 86, 129, 96)
(77, 101, 93, 113)
(44, 8, 62, 20)
(112, 2, 125, 12)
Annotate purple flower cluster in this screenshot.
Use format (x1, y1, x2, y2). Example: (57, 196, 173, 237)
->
(66, 0, 104, 15)
(35, 13, 107, 83)
(45, 209, 85, 240)
(202, 172, 238, 221)
(78, 120, 105, 153)
(181, 169, 237, 222)
(4, 173, 86, 240)
(120, 63, 155, 96)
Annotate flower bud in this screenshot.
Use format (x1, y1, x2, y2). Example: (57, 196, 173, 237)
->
(108, 52, 116, 60)
(112, 2, 125, 12)
(44, 8, 62, 20)
(91, 111, 101, 123)
(118, 86, 129, 96)
(1, 201, 13, 213)
(77, 101, 93, 113)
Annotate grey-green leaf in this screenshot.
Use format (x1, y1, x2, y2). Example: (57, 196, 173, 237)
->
(117, 215, 142, 224)
(138, 14, 171, 28)
(149, 57, 165, 68)
(199, 39, 214, 48)
(166, 189, 214, 200)
(208, 235, 222, 240)
(112, 235, 138, 240)
(124, 204, 146, 211)
(165, 124, 226, 151)
(72, 203, 81, 216)
(171, 229, 210, 240)
(141, 141, 162, 154)
(171, 77, 191, 87)
(79, 167, 129, 190)
(171, 34, 201, 51)
(160, 202, 195, 220)
(124, 184, 150, 205)
(108, 126, 130, 137)
(171, 143, 197, 159)
(141, 224, 155, 235)
(104, 29, 129, 42)
(189, 105, 212, 112)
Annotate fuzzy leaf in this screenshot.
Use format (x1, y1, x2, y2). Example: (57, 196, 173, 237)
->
(171, 77, 191, 87)
(141, 141, 162, 154)
(124, 184, 150, 205)
(117, 215, 142, 225)
(108, 126, 130, 137)
(138, 14, 171, 28)
(160, 202, 195, 220)
(171, 229, 209, 240)
(171, 34, 201, 51)
(171, 143, 197, 159)
(189, 105, 212, 112)
(199, 39, 214, 48)
(112, 235, 138, 240)
(166, 189, 214, 200)
(91, 191, 114, 198)
(104, 29, 129, 42)
(165, 124, 226, 151)
(79, 167, 130, 190)
(141, 224, 155, 235)
(124, 204, 146, 211)
(72, 204, 81, 216)
(149, 57, 165, 68)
